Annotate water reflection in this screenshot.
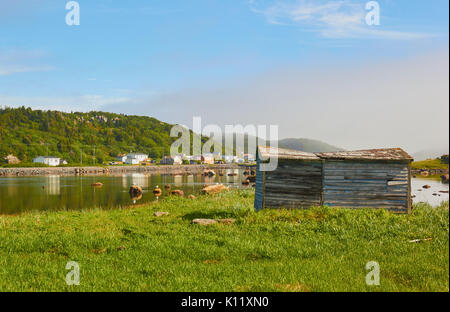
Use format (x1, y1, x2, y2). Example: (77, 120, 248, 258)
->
(0, 171, 249, 214)
(45, 175, 60, 195)
(0, 173, 447, 215)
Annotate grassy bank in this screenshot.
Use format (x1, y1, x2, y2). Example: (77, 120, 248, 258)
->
(411, 158, 449, 170)
(0, 190, 448, 292)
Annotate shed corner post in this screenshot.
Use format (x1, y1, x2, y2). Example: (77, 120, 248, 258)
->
(407, 160, 413, 214)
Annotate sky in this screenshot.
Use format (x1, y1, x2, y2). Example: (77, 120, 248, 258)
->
(0, 0, 448, 154)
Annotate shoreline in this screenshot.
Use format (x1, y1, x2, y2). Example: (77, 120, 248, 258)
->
(0, 164, 247, 177)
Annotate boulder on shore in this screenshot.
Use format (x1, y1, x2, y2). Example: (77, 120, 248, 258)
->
(192, 219, 217, 226)
(201, 184, 228, 195)
(171, 189, 184, 196)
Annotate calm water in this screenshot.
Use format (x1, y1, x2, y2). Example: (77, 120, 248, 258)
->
(411, 177, 449, 207)
(0, 173, 448, 214)
(0, 169, 247, 215)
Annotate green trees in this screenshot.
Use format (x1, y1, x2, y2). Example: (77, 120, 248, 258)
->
(0, 107, 183, 166)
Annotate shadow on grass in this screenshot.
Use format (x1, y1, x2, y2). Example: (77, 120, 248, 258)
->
(182, 210, 238, 221)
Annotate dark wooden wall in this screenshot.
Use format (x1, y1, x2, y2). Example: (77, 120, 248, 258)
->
(259, 159, 323, 209)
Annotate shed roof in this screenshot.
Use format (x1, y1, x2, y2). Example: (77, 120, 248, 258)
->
(258, 146, 413, 161)
(258, 146, 320, 160)
(316, 148, 413, 161)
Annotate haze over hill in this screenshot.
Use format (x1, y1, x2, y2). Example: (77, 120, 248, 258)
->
(277, 138, 343, 153)
(412, 147, 450, 161)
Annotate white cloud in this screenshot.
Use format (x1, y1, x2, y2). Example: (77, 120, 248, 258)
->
(250, 0, 433, 39)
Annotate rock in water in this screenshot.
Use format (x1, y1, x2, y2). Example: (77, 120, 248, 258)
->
(91, 182, 103, 187)
(203, 170, 216, 177)
(129, 185, 143, 196)
(153, 186, 162, 196)
(201, 184, 228, 195)
(422, 185, 431, 189)
(171, 190, 184, 196)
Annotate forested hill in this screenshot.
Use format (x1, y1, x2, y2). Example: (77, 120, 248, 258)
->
(0, 107, 188, 165)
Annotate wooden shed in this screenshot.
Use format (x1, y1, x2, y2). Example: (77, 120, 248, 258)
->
(255, 146, 413, 213)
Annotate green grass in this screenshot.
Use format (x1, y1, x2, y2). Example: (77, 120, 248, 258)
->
(0, 190, 448, 292)
(411, 158, 449, 170)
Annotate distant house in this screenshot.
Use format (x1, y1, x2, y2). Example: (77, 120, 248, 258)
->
(123, 153, 148, 165)
(33, 156, 60, 167)
(244, 153, 256, 162)
(117, 155, 127, 162)
(223, 155, 236, 164)
(160, 155, 182, 165)
(125, 157, 140, 165)
(4, 154, 20, 164)
(201, 154, 215, 165)
(126, 153, 148, 163)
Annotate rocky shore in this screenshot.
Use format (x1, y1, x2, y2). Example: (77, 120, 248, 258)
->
(0, 164, 245, 177)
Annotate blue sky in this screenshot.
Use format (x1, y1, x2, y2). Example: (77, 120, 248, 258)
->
(0, 0, 448, 152)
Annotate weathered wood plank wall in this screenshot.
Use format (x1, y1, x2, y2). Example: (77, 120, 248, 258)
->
(322, 161, 410, 212)
(263, 160, 323, 208)
(254, 160, 265, 211)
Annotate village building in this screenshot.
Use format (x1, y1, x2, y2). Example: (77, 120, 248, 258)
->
(116, 154, 127, 162)
(201, 154, 215, 165)
(160, 155, 183, 165)
(126, 153, 148, 163)
(33, 156, 61, 167)
(4, 154, 20, 164)
(243, 153, 256, 162)
(255, 146, 413, 213)
(223, 155, 235, 164)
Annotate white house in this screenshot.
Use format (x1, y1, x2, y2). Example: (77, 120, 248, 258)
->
(202, 153, 215, 165)
(117, 155, 127, 162)
(33, 156, 61, 167)
(223, 155, 235, 163)
(125, 157, 140, 165)
(124, 152, 148, 164)
(126, 153, 148, 163)
(243, 153, 256, 162)
(160, 155, 183, 165)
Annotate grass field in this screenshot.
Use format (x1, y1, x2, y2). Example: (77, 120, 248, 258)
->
(411, 158, 449, 170)
(0, 190, 448, 292)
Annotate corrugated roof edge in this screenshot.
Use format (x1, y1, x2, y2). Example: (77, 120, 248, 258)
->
(258, 146, 413, 161)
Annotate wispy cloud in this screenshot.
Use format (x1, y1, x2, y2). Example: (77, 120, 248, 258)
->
(0, 49, 55, 76)
(250, 0, 433, 39)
